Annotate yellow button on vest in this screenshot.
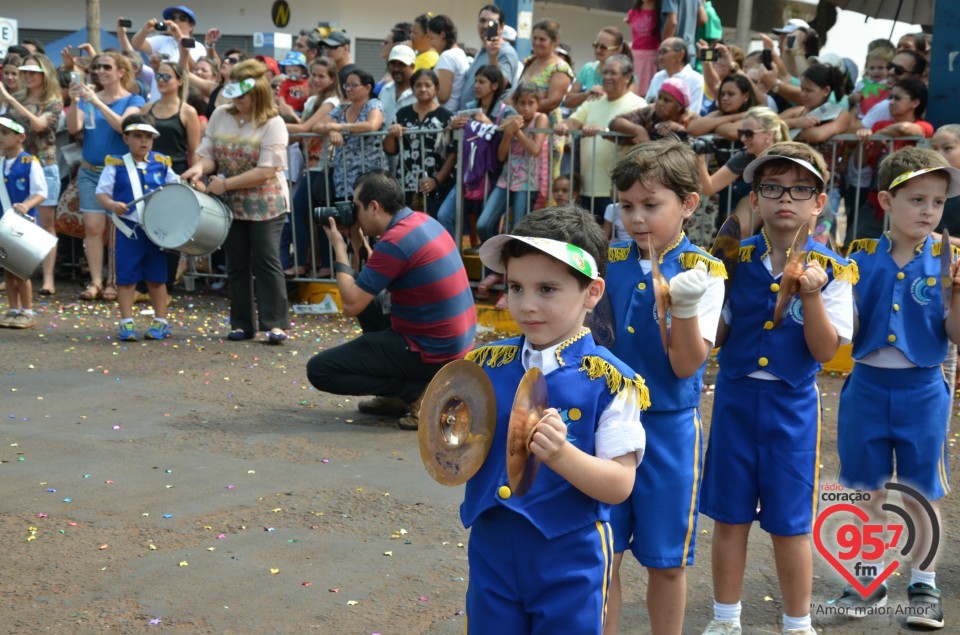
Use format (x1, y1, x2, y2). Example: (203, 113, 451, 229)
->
(893, 303, 900, 312)
(927, 277, 937, 286)
(627, 326, 635, 333)
(498, 485, 512, 499)
(763, 321, 774, 330)
(897, 272, 905, 280)
(758, 356, 769, 367)
(770, 283, 780, 293)
(888, 334, 897, 343)
(638, 282, 647, 290)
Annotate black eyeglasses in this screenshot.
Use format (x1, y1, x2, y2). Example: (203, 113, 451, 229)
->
(756, 184, 820, 200)
(223, 57, 240, 65)
(886, 62, 909, 75)
(92, 64, 114, 71)
(156, 72, 174, 82)
(738, 129, 757, 139)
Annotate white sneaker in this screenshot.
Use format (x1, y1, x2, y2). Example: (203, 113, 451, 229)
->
(703, 620, 742, 635)
(782, 628, 817, 635)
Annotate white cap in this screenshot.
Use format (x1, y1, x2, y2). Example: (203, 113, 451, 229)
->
(0, 117, 25, 134)
(388, 44, 416, 66)
(479, 235, 599, 279)
(773, 19, 809, 35)
(221, 77, 256, 99)
(743, 154, 826, 186)
(17, 64, 43, 73)
(501, 25, 518, 43)
(888, 167, 960, 198)
(123, 122, 161, 137)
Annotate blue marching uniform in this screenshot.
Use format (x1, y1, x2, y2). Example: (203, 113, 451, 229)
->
(462, 330, 649, 635)
(2, 151, 43, 219)
(605, 234, 726, 567)
(700, 230, 858, 535)
(838, 235, 954, 500)
(100, 152, 174, 286)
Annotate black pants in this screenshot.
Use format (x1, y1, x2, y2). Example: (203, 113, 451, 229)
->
(223, 215, 289, 333)
(305, 295, 444, 403)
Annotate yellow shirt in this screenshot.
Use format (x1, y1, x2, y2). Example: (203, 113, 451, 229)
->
(414, 50, 440, 71)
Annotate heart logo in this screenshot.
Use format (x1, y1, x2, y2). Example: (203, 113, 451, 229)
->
(813, 503, 900, 597)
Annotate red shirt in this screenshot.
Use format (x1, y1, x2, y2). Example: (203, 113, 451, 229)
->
(278, 78, 310, 113)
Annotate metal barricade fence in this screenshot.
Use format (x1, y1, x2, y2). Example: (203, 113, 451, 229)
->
(178, 128, 930, 290)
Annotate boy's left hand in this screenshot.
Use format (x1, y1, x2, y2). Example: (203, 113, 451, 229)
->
(529, 408, 567, 463)
(799, 260, 828, 294)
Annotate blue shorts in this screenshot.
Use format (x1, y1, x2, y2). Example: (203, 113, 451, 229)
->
(466, 506, 613, 634)
(701, 373, 822, 536)
(610, 408, 703, 567)
(838, 363, 950, 500)
(113, 221, 168, 286)
(40, 163, 61, 207)
(77, 166, 106, 213)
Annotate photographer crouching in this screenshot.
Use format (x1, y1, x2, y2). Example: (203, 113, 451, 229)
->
(306, 171, 477, 430)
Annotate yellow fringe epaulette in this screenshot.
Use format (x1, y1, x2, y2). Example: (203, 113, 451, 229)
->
(931, 241, 960, 261)
(465, 344, 517, 368)
(680, 252, 727, 279)
(738, 245, 755, 262)
(807, 251, 860, 284)
(578, 356, 651, 410)
(21, 155, 38, 164)
(608, 246, 630, 263)
(846, 238, 878, 255)
(152, 152, 172, 167)
(104, 155, 124, 167)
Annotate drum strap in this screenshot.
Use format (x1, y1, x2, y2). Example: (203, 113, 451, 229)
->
(122, 154, 147, 220)
(0, 158, 13, 213)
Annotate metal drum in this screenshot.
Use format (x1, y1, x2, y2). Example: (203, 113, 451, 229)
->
(141, 183, 232, 256)
(0, 210, 58, 279)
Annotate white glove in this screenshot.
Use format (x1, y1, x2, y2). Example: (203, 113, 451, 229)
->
(668, 262, 709, 320)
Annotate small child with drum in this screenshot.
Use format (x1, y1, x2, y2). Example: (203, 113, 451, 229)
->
(95, 114, 179, 341)
(0, 114, 47, 329)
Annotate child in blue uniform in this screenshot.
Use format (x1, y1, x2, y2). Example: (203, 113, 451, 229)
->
(700, 142, 857, 635)
(833, 147, 960, 629)
(0, 115, 47, 329)
(95, 115, 179, 341)
(466, 207, 648, 634)
(603, 139, 727, 635)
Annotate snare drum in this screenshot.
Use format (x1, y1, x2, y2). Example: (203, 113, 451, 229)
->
(0, 210, 58, 279)
(141, 183, 232, 256)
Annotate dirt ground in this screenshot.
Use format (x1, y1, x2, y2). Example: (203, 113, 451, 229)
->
(1, 280, 957, 634)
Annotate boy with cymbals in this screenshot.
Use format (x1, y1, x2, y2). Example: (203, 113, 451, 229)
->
(700, 142, 857, 635)
(833, 147, 960, 629)
(0, 114, 47, 329)
(95, 114, 179, 342)
(603, 138, 727, 635)
(464, 207, 648, 634)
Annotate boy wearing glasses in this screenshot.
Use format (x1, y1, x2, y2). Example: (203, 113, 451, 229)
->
(832, 148, 960, 629)
(700, 142, 856, 635)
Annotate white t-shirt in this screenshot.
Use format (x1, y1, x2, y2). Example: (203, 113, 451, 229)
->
(95, 156, 180, 223)
(435, 47, 471, 111)
(603, 203, 630, 243)
(1, 155, 47, 209)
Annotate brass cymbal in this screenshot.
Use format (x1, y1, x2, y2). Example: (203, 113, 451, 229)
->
(507, 367, 548, 497)
(773, 222, 809, 329)
(649, 236, 670, 354)
(418, 360, 496, 486)
(711, 215, 741, 301)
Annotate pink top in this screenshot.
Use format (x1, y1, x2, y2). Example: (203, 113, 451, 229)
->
(627, 8, 659, 51)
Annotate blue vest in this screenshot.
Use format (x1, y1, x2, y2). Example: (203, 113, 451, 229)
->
(848, 234, 954, 367)
(104, 152, 171, 207)
(606, 234, 726, 411)
(2, 151, 40, 209)
(718, 230, 858, 387)
(461, 330, 650, 539)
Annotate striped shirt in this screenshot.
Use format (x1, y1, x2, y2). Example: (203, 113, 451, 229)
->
(355, 208, 476, 363)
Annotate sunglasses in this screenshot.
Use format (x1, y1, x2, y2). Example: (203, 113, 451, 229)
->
(886, 62, 909, 75)
(156, 72, 175, 82)
(92, 64, 115, 71)
(323, 44, 344, 50)
(169, 13, 192, 22)
(342, 83, 363, 90)
(738, 129, 758, 139)
(223, 57, 240, 65)
(592, 42, 617, 50)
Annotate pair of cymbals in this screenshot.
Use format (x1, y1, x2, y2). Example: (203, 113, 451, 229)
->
(772, 222, 810, 328)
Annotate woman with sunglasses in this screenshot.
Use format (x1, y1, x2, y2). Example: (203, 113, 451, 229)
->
(697, 106, 789, 236)
(564, 27, 632, 110)
(185, 49, 247, 118)
(67, 52, 146, 302)
(181, 59, 290, 344)
(0, 53, 63, 295)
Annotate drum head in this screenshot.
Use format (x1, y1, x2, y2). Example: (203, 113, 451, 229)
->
(142, 184, 202, 249)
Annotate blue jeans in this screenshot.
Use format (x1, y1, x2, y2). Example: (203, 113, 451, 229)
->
(437, 188, 458, 238)
(477, 188, 538, 242)
(280, 170, 332, 272)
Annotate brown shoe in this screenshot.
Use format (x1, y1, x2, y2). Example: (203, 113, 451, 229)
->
(397, 392, 425, 431)
(9, 312, 36, 329)
(358, 396, 410, 416)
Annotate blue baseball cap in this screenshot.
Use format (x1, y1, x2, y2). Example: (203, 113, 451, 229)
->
(163, 6, 196, 24)
(281, 51, 308, 70)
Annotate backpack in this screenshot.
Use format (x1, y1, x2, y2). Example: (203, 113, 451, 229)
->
(461, 104, 507, 200)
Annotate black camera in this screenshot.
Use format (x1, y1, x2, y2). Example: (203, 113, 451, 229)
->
(155, 21, 167, 31)
(314, 201, 356, 226)
(688, 137, 716, 156)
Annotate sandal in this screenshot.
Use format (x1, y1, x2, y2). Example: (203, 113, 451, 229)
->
(476, 273, 502, 300)
(226, 329, 255, 341)
(267, 328, 289, 345)
(101, 286, 118, 302)
(78, 284, 102, 301)
(38, 287, 56, 296)
(494, 292, 509, 311)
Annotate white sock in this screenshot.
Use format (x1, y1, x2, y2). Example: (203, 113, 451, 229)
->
(154, 317, 168, 324)
(911, 568, 936, 587)
(714, 600, 741, 624)
(783, 614, 811, 631)
(22, 309, 34, 316)
(121, 317, 134, 325)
